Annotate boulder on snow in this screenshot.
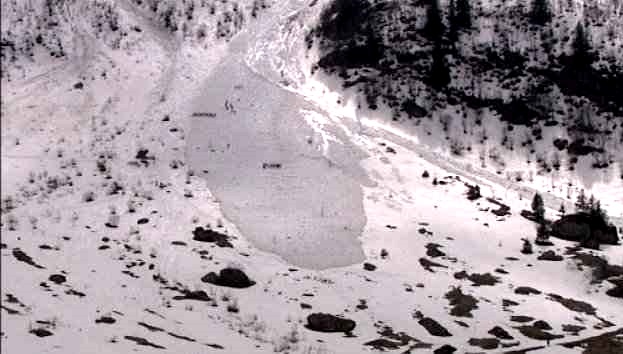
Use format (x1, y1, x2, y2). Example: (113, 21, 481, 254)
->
(201, 268, 255, 288)
(305, 313, 356, 333)
(537, 250, 563, 261)
(550, 213, 619, 246)
(418, 317, 452, 337)
(192, 226, 233, 247)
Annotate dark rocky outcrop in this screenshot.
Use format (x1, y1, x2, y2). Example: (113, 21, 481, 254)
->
(550, 213, 619, 246)
(418, 317, 452, 337)
(306, 313, 356, 333)
(606, 278, 623, 299)
(201, 268, 255, 288)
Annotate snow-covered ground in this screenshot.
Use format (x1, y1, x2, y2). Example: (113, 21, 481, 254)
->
(2, 0, 622, 353)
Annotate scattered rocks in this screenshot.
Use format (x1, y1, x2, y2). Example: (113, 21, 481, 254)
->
(418, 317, 452, 337)
(305, 313, 356, 333)
(201, 268, 255, 288)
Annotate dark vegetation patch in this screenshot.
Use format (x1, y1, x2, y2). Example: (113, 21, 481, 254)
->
(444, 287, 478, 317)
(487, 198, 511, 216)
(454, 271, 500, 286)
(569, 250, 623, 283)
(546, 294, 595, 315)
(419, 257, 448, 272)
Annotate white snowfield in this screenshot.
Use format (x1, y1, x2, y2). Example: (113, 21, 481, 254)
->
(1, 0, 622, 354)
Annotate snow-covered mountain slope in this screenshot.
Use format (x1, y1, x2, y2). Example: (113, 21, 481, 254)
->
(1, 0, 622, 353)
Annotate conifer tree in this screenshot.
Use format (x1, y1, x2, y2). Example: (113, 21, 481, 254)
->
(429, 43, 450, 90)
(571, 21, 593, 68)
(530, 0, 552, 26)
(576, 189, 587, 212)
(424, 0, 444, 41)
(531, 193, 545, 223)
(455, 0, 472, 29)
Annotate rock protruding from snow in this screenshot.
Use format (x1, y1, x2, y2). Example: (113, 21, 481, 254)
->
(201, 268, 255, 288)
(192, 227, 233, 248)
(305, 313, 356, 333)
(418, 317, 452, 337)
